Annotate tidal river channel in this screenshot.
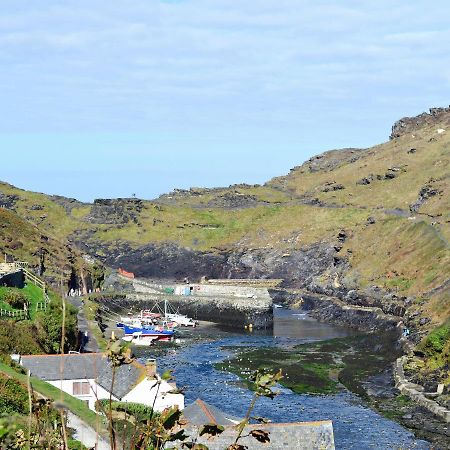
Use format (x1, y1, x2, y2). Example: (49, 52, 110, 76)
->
(136, 309, 430, 449)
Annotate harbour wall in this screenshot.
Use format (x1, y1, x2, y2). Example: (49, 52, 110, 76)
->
(113, 279, 274, 329)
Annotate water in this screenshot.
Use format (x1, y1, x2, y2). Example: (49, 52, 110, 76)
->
(139, 309, 430, 449)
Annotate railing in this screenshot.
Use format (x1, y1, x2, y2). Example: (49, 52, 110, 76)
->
(0, 308, 28, 320)
(35, 302, 47, 312)
(22, 268, 46, 292)
(0, 261, 49, 313)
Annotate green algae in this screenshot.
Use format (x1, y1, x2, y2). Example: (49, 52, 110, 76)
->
(216, 332, 401, 396)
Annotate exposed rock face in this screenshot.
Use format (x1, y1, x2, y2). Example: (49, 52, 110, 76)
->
(409, 184, 440, 212)
(285, 148, 367, 175)
(226, 243, 338, 288)
(301, 292, 402, 332)
(390, 106, 450, 140)
(95, 241, 228, 280)
(206, 192, 260, 208)
(156, 184, 263, 208)
(84, 198, 144, 224)
(0, 193, 19, 209)
(50, 195, 85, 214)
(81, 237, 340, 291)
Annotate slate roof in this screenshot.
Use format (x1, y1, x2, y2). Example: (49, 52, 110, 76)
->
(20, 353, 146, 400)
(182, 420, 335, 450)
(182, 399, 241, 426)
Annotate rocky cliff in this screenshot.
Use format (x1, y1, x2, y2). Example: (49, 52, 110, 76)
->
(390, 106, 450, 140)
(0, 107, 448, 338)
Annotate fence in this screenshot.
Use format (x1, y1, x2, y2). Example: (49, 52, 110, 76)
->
(35, 302, 47, 312)
(0, 261, 49, 319)
(0, 308, 28, 320)
(22, 268, 46, 292)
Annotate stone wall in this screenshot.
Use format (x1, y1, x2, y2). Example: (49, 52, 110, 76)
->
(125, 279, 274, 329)
(393, 356, 450, 423)
(126, 291, 273, 329)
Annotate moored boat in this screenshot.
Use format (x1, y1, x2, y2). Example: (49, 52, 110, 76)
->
(122, 332, 156, 346)
(123, 324, 174, 341)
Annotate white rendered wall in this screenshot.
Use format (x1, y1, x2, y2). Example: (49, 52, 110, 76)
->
(48, 378, 116, 411)
(122, 378, 185, 411)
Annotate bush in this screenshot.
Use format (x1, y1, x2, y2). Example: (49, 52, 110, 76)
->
(4, 289, 28, 309)
(0, 373, 29, 415)
(95, 400, 156, 422)
(0, 322, 44, 355)
(0, 354, 25, 375)
(419, 319, 450, 356)
(35, 297, 78, 353)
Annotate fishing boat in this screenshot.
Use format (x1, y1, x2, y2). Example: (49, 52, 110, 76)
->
(117, 310, 162, 327)
(122, 324, 174, 342)
(122, 332, 155, 347)
(166, 313, 197, 327)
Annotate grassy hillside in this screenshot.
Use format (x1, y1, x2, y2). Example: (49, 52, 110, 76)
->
(0, 109, 448, 332)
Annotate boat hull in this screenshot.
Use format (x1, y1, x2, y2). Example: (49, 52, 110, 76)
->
(123, 325, 174, 341)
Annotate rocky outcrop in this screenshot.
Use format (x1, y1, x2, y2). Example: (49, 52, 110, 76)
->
(300, 291, 402, 332)
(72, 235, 341, 289)
(50, 195, 85, 214)
(93, 241, 228, 280)
(0, 193, 19, 209)
(206, 191, 261, 208)
(84, 198, 144, 224)
(409, 183, 440, 213)
(303, 148, 367, 173)
(390, 106, 450, 140)
(156, 184, 266, 209)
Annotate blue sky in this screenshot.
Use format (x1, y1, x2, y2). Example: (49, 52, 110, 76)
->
(0, 0, 449, 201)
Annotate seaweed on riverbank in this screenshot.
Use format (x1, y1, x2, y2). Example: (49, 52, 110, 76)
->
(216, 332, 402, 396)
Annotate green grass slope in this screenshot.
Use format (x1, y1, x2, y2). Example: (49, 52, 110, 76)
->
(0, 108, 448, 331)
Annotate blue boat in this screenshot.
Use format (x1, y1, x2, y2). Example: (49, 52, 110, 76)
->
(123, 324, 174, 341)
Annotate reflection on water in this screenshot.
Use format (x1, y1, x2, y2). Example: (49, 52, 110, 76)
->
(138, 309, 429, 449)
(273, 307, 358, 339)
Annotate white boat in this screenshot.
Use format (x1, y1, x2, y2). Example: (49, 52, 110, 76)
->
(166, 313, 197, 327)
(122, 332, 156, 347)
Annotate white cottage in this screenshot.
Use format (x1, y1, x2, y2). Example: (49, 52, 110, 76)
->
(19, 353, 184, 412)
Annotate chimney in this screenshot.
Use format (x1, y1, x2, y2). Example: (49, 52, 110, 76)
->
(145, 358, 157, 378)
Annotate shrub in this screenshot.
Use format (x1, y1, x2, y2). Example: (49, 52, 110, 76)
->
(419, 319, 450, 356)
(0, 354, 25, 375)
(0, 373, 29, 415)
(0, 321, 44, 355)
(95, 400, 156, 422)
(35, 297, 78, 353)
(4, 289, 28, 309)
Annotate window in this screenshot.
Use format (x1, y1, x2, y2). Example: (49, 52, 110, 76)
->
(73, 381, 90, 396)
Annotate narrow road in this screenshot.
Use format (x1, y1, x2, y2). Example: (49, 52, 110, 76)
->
(67, 297, 99, 352)
(67, 411, 110, 450)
